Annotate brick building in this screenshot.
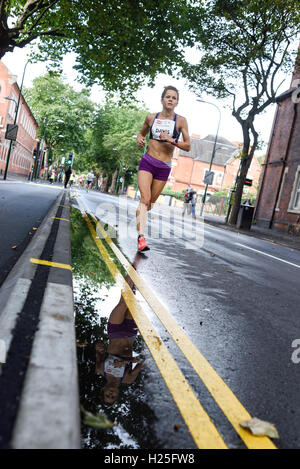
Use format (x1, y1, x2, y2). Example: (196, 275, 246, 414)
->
(168, 134, 261, 196)
(254, 54, 300, 235)
(0, 60, 38, 178)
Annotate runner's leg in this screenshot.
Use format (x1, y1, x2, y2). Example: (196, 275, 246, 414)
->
(150, 178, 168, 208)
(109, 295, 129, 324)
(136, 170, 153, 235)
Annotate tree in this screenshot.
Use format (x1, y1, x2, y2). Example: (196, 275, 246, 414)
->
(1, 1, 192, 94)
(23, 72, 95, 165)
(181, 0, 300, 224)
(102, 105, 147, 191)
(84, 101, 147, 192)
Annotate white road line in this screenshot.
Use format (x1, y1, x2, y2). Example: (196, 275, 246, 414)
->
(235, 243, 300, 269)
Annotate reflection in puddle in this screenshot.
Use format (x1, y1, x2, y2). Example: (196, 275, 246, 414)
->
(70, 207, 160, 449)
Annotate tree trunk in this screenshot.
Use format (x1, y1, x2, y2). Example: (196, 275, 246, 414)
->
(121, 170, 127, 194)
(109, 167, 119, 194)
(228, 124, 251, 225)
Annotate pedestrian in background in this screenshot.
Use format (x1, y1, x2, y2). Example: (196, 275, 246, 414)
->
(182, 185, 193, 216)
(49, 170, 55, 184)
(64, 165, 72, 189)
(86, 170, 95, 192)
(69, 171, 76, 188)
(191, 190, 197, 218)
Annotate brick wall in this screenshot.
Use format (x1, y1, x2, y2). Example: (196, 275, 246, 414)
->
(255, 50, 300, 233)
(0, 61, 38, 178)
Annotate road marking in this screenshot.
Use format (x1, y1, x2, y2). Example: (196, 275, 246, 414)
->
(51, 216, 70, 222)
(77, 196, 277, 450)
(235, 243, 300, 269)
(30, 258, 72, 271)
(82, 212, 227, 450)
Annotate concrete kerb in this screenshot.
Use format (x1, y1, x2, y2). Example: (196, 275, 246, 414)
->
(0, 191, 64, 351)
(0, 189, 81, 449)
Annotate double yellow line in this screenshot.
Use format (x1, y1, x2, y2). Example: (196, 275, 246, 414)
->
(76, 196, 276, 450)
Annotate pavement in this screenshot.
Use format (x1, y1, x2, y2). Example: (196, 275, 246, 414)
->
(203, 213, 300, 251)
(0, 178, 80, 449)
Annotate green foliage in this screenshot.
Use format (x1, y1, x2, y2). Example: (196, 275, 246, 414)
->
(70, 208, 114, 285)
(184, 0, 299, 106)
(2, 1, 193, 95)
(83, 101, 148, 180)
(161, 188, 185, 201)
(23, 73, 95, 166)
(181, 0, 300, 223)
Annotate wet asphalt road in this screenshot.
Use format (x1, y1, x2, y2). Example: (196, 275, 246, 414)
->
(75, 189, 300, 449)
(0, 181, 62, 287)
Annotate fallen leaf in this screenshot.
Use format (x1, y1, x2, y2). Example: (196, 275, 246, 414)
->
(174, 424, 180, 431)
(227, 269, 233, 273)
(11, 245, 18, 249)
(240, 417, 279, 439)
(52, 313, 67, 321)
(210, 253, 216, 257)
(32, 227, 37, 231)
(80, 406, 114, 429)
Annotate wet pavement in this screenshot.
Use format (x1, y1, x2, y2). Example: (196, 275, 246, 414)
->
(71, 208, 195, 449)
(70, 188, 300, 449)
(0, 181, 61, 287)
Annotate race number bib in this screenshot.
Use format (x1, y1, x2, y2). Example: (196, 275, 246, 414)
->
(151, 118, 175, 140)
(104, 355, 125, 378)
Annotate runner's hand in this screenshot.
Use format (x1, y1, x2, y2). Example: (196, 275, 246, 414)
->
(159, 131, 172, 143)
(114, 359, 128, 367)
(137, 135, 146, 147)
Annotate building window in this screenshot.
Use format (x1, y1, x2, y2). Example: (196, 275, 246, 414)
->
(275, 167, 288, 211)
(215, 172, 223, 186)
(288, 165, 300, 213)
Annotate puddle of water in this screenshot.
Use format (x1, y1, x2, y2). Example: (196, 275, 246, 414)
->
(70, 207, 160, 449)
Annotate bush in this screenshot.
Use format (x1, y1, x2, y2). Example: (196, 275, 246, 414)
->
(161, 188, 185, 201)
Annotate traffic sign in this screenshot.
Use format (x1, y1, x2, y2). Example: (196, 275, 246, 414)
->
(203, 170, 214, 185)
(5, 124, 18, 141)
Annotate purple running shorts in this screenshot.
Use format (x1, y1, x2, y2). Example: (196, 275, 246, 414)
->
(138, 152, 172, 181)
(107, 319, 138, 340)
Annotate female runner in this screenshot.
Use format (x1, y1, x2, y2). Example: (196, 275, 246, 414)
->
(136, 86, 191, 251)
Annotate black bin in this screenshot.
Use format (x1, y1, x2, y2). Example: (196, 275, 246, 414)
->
(236, 205, 254, 230)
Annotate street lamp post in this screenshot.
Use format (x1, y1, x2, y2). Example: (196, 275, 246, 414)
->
(197, 99, 221, 217)
(3, 61, 29, 180)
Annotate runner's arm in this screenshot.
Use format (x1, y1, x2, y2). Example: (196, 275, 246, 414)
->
(122, 357, 145, 384)
(136, 114, 152, 147)
(160, 116, 190, 151)
(95, 343, 106, 375)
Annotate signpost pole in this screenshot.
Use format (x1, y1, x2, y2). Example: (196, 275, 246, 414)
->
(197, 100, 221, 217)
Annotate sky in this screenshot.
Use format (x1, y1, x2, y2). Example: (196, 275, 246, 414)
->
(2, 45, 294, 155)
